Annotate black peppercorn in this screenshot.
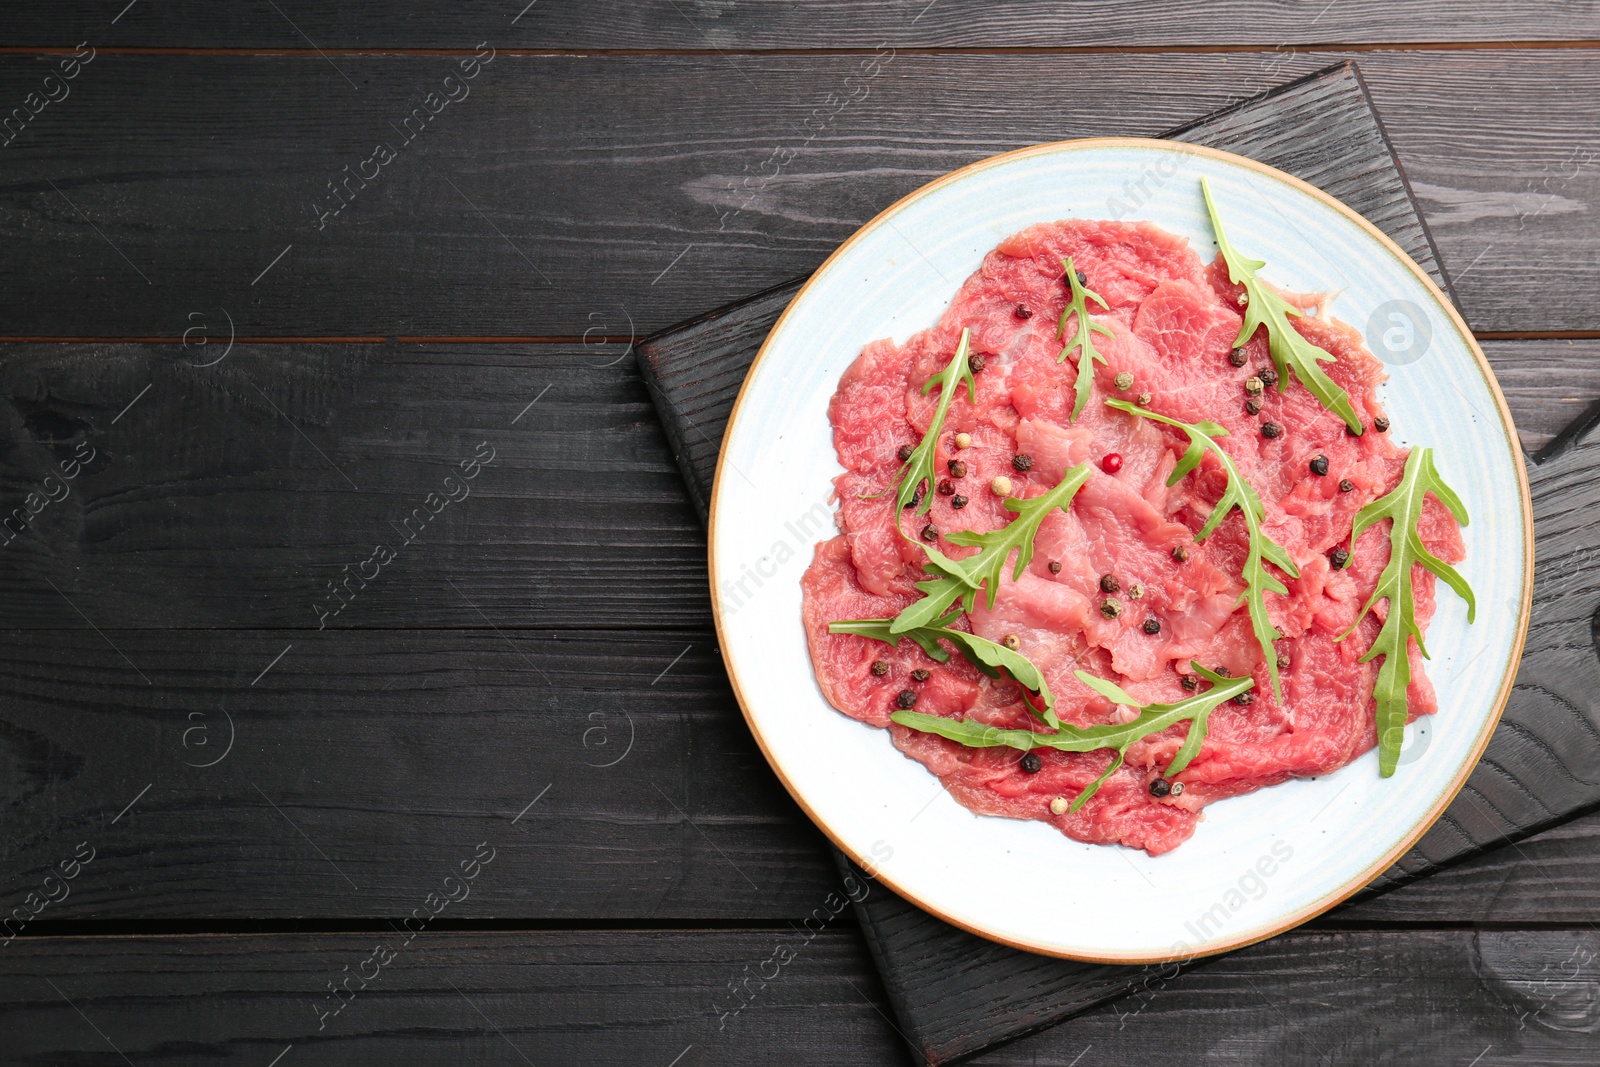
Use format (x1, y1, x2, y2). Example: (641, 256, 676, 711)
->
(1048, 560, 1062, 574)
(1234, 692, 1254, 706)
(911, 668, 930, 682)
(871, 660, 890, 676)
(969, 354, 987, 374)
(1172, 545, 1190, 563)
(937, 478, 955, 496)
(1373, 416, 1390, 433)
(1012, 453, 1034, 472)
(1143, 617, 1161, 635)
(1215, 666, 1231, 676)
(896, 689, 917, 709)
(904, 485, 924, 510)
(897, 443, 915, 462)
(1099, 573, 1121, 593)
(1329, 546, 1350, 569)
(1245, 398, 1263, 415)
(1180, 674, 1198, 692)
(1346, 421, 1363, 437)
(1339, 478, 1354, 493)
(1067, 268, 1087, 286)
(1261, 422, 1283, 439)
(1258, 366, 1278, 387)
(920, 523, 938, 543)
(947, 459, 967, 478)
(1229, 348, 1248, 367)
(951, 494, 968, 509)
(1149, 777, 1173, 798)
(1015, 304, 1033, 320)
(1020, 752, 1042, 774)
(1310, 455, 1329, 477)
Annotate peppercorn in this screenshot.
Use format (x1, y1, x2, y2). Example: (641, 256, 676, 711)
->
(1229, 347, 1248, 367)
(1310, 455, 1329, 477)
(911, 668, 930, 682)
(920, 523, 938, 543)
(954, 432, 972, 450)
(1275, 644, 1292, 671)
(905, 485, 924, 509)
(1012, 453, 1034, 472)
(948, 459, 967, 478)
(1067, 268, 1086, 286)
(1215, 666, 1230, 676)
(969, 354, 987, 373)
(991, 475, 1013, 496)
(1180, 674, 1198, 692)
(1020, 752, 1042, 774)
(1015, 304, 1033, 320)
(1172, 545, 1190, 563)
(1234, 692, 1254, 706)
(1373, 416, 1390, 433)
(1258, 367, 1278, 387)
(1114, 371, 1134, 391)
(1245, 398, 1263, 415)
(871, 660, 890, 676)
(1329, 546, 1350, 569)
(1100, 453, 1123, 474)
(1002, 633, 1021, 651)
(1137, 392, 1152, 406)
(1143, 617, 1161, 635)
(1048, 560, 1062, 574)
(951, 494, 968, 509)
(937, 478, 955, 496)
(1244, 376, 1264, 397)
(1100, 573, 1121, 594)
(1127, 582, 1145, 600)
(1261, 422, 1283, 439)
(1049, 796, 1069, 815)
(897, 443, 915, 462)
(1170, 781, 1185, 797)
(896, 689, 917, 709)
(1339, 478, 1354, 493)
(1346, 421, 1363, 437)
(1149, 777, 1172, 798)
(1100, 598, 1122, 619)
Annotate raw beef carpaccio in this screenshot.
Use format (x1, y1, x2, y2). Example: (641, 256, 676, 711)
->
(801, 218, 1465, 855)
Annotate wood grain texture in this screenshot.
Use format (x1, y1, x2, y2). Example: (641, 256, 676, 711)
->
(2, 929, 1597, 1065)
(0, 343, 710, 629)
(0, 51, 1596, 336)
(2, 2, 1598, 49)
(0, 627, 837, 920)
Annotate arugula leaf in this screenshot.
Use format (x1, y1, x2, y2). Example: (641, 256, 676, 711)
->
(888, 463, 1094, 633)
(829, 613, 1062, 729)
(1335, 447, 1475, 777)
(1056, 255, 1116, 422)
(891, 328, 976, 514)
(891, 663, 1252, 811)
(1106, 399, 1299, 702)
(1201, 178, 1364, 435)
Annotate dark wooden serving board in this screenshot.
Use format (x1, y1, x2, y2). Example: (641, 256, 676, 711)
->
(635, 63, 1600, 1065)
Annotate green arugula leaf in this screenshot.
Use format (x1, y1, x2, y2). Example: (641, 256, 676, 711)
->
(1335, 447, 1475, 777)
(829, 613, 1062, 729)
(891, 328, 976, 514)
(1056, 255, 1116, 422)
(887, 463, 1094, 633)
(1201, 178, 1364, 435)
(1106, 399, 1299, 702)
(890, 663, 1252, 811)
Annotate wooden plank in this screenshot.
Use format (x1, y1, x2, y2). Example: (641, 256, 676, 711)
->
(0, 52, 1596, 336)
(0, 343, 710, 629)
(0, 627, 837, 920)
(2, 2, 1598, 49)
(0, 336, 1582, 633)
(2, 930, 1597, 1065)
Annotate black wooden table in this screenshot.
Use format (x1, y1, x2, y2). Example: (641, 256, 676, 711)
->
(2, 5, 1599, 1064)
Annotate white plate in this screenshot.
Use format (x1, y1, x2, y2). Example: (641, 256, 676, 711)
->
(708, 139, 1532, 963)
